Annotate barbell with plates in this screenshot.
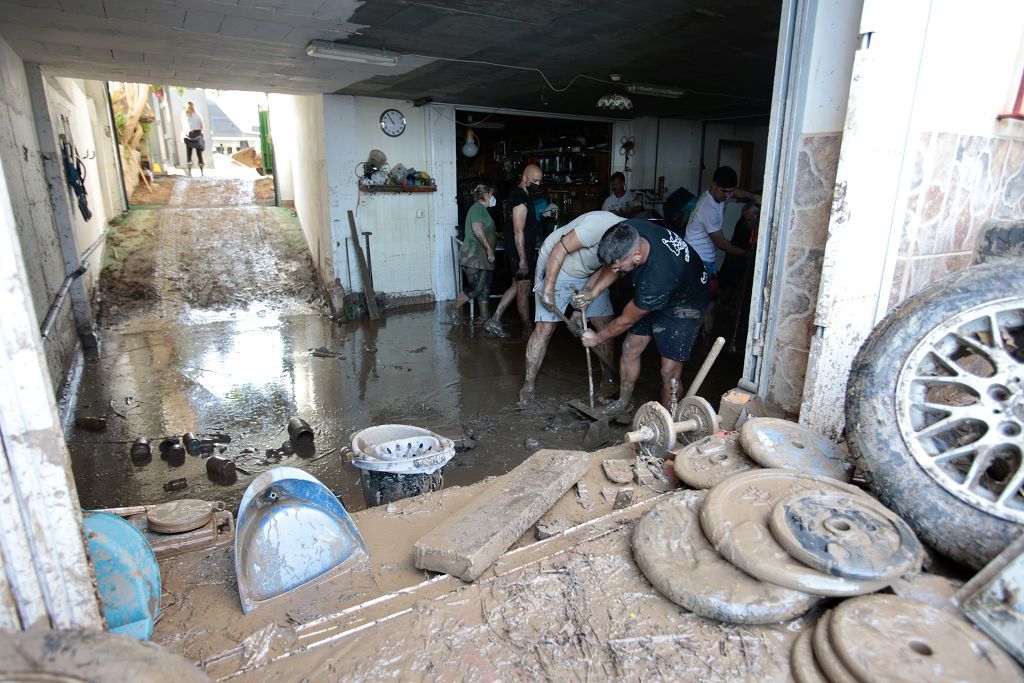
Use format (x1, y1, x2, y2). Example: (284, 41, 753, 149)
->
(625, 398, 719, 458)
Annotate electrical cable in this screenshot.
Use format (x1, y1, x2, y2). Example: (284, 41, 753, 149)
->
(404, 53, 615, 92)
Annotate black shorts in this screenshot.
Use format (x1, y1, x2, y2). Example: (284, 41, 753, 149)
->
(629, 304, 706, 362)
(461, 266, 493, 300)
(507, 250, 536, 282)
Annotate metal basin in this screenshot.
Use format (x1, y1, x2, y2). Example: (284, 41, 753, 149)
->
(234, 467, 367, 614)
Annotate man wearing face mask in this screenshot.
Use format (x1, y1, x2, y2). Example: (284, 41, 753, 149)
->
(486, 164, 544, 338)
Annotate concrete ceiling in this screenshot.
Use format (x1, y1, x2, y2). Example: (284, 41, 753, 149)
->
(0, 0, 781, 120)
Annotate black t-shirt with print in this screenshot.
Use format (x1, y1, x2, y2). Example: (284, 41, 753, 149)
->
(626, 218, 709, 311)
(505, 186, 538, 255)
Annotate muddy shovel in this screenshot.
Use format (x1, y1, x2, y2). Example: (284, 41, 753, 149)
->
(582, 414, 610, 450)
(538, 296, 617, 379)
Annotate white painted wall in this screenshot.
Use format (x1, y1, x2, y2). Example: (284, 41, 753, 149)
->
(43, 76, 115, 297)
(267, 93, 332, 286)
(802, 0, 863, 134)
(348, 97, 433, 296)
(912, 0, 1024, 137)
(0, 33, 102, 631)
(654, 118, 702, 195)
(614, 116, 768, 212)
(0, 41, 79, 388)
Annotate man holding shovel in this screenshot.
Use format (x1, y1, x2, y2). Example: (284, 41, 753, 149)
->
(518, 211, 623, 403)
(580, 220, 710, 412)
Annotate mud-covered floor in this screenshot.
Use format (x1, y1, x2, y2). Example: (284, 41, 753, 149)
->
(67, 177, 742, 513)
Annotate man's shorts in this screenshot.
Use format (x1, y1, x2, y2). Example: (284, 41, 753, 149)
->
(461, 265, 493, 300)
(532, 264, 613, 323)
(507, 249, 537, 282)
(629, 304, 706, 362)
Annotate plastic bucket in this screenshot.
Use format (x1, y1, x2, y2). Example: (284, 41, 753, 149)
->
(350, 424, 455, 507)
(358, 469, 444, 508)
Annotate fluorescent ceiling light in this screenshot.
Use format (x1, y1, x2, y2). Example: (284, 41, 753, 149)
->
(305, 41, 401, 66)
(625, 83, 684, 98)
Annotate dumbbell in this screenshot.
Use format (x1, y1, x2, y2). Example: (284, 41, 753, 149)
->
(624, 397, 719, 458)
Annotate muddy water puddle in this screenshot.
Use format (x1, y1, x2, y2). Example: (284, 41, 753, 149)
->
(75, 177, 741, 514)
(69, 305, 635, 512)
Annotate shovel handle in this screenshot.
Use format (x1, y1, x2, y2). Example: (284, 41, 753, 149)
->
(685, 336, 725, 398)
(541, 297, 617, 376)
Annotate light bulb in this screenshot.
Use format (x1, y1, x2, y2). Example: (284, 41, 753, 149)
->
(462, 128, 479, 158)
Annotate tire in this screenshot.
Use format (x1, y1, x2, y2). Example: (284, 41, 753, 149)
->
(846, 260, 1024, 569)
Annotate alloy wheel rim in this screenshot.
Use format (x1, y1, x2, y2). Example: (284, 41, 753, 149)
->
(895, 298, 1024, 523)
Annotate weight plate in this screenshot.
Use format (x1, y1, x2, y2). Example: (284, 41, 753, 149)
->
(769, 489, 923, 581)
(631, 401, 675, 458)
(812, 610, 858, 683)
(830, 594, 1024, 683)
(673, 432, 758, 489)
(631, 490, 821, 624)
(889, 573, 963, 614)
(700, 469, 890, 596)
(740, 418, 853, 481)
(791, 628, 829, 683)
(146, 499, 214, 534)
(674, 396, 719, 445)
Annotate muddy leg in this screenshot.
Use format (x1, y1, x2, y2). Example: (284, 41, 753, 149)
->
(486, 284, 517, 337)
(475, 299, 490, 324)
(447, 292, 469, 323)
(515, 280, 532, 336)
(659, 357, 685, 410)
(519, 321, 556, 402)
(603, 333, 649, 414)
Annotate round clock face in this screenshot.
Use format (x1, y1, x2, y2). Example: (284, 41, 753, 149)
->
(380, 109, 406, 137)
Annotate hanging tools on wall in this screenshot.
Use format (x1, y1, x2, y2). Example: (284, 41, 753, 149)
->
(59, 114, 92, 221)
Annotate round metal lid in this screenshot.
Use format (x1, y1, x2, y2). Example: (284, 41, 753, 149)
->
(146, 499, 214, 534)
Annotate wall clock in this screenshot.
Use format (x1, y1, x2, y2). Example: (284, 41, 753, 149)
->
(380, 109, 406, 137)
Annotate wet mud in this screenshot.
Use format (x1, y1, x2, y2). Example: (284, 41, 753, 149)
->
(72, 177, 742, 515)
(129, 174, 275, 208)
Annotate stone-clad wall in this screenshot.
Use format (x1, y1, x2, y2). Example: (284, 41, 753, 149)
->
(764, 133, 841, 415)
(889, 133, 1024, 308)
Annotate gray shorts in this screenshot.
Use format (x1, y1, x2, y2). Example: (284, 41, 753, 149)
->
(532, 264, 613, 323)
(629, 305, 706, 362)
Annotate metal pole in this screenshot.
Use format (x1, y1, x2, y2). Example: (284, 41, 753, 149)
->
(344, 237, 353, 292)
(581, 305, 595, 408)
(362, 231, 374, 290)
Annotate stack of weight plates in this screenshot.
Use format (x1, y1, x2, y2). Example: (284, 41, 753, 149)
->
(672, 417, 854, 490)
(791, 594, 1024, 683)
(632, 468, 925, 625)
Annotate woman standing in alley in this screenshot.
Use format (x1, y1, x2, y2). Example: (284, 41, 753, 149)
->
(182, 101, 205, 176)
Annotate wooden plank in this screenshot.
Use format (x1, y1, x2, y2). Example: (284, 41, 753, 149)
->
(413, 449, 589, 581)
(347, 210, 380, 320)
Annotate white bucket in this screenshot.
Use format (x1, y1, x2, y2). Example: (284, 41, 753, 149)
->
(350, 424, 455, 475)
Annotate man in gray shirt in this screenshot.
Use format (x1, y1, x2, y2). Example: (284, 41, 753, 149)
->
(519, 211, 622, 402)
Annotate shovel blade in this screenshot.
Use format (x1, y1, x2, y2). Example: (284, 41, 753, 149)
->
(582, 418, 610, 450)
